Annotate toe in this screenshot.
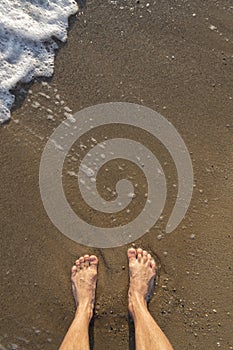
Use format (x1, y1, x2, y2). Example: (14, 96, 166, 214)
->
(84, 254, 90, 267)
(150, 259, 157, 272)
(79, 256, 85, 268)
(75, 259, 81, 270)
(146, 253, 152, 266)
(142, 250, 148, 263)
(90, 255, 98, 268)
(127, 248, 136, 261)
(71, 265, 77, 277)
(137, 248, 143, 262)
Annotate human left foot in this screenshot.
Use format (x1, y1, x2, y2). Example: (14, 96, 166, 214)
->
(71, 254, 98, 320)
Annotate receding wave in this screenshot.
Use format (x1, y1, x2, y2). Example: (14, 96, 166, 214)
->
(0, 0, 78, 123)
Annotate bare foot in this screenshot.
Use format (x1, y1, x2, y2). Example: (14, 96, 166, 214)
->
(127, 247, 157, 317)
(71, 254, 98, 320)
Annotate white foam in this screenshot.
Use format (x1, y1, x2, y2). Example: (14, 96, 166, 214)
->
(0, 0, 78, 123)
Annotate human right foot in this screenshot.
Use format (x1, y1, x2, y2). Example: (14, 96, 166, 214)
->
(127, 248, 157, 317)
(71, 254, 98, 320)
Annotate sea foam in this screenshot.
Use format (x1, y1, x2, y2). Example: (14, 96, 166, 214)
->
(0, 0, 78, 124)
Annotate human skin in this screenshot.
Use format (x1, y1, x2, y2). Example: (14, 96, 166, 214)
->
(59, 248, 174, 350)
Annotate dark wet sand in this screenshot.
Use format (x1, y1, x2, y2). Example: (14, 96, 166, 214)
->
(0, 0, 233, 349)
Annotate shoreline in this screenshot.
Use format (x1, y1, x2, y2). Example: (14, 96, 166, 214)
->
(0, 1, 232, 349)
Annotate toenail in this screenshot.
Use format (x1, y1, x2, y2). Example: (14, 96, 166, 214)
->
(90, 256, 98, 264)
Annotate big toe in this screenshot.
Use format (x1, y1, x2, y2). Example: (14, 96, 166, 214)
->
(150, 258, 157, 273)
(89, 255, 98, 268)
(127, 247, 136, 261)
(71, 265, 77, 277)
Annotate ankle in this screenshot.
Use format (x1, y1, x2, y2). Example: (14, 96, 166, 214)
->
(128, 292, 147, 317)
(130, 290, 147, 305)
(75, 302, 94, 321)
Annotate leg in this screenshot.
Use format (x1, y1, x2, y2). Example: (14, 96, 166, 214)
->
(128, 248, 174, 350)
(59, 254, 98, 350)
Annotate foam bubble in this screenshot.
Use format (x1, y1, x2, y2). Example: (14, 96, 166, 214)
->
(0, 0, 78, 124)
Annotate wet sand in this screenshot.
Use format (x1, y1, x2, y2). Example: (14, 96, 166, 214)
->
(0, 0, 233, 349)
